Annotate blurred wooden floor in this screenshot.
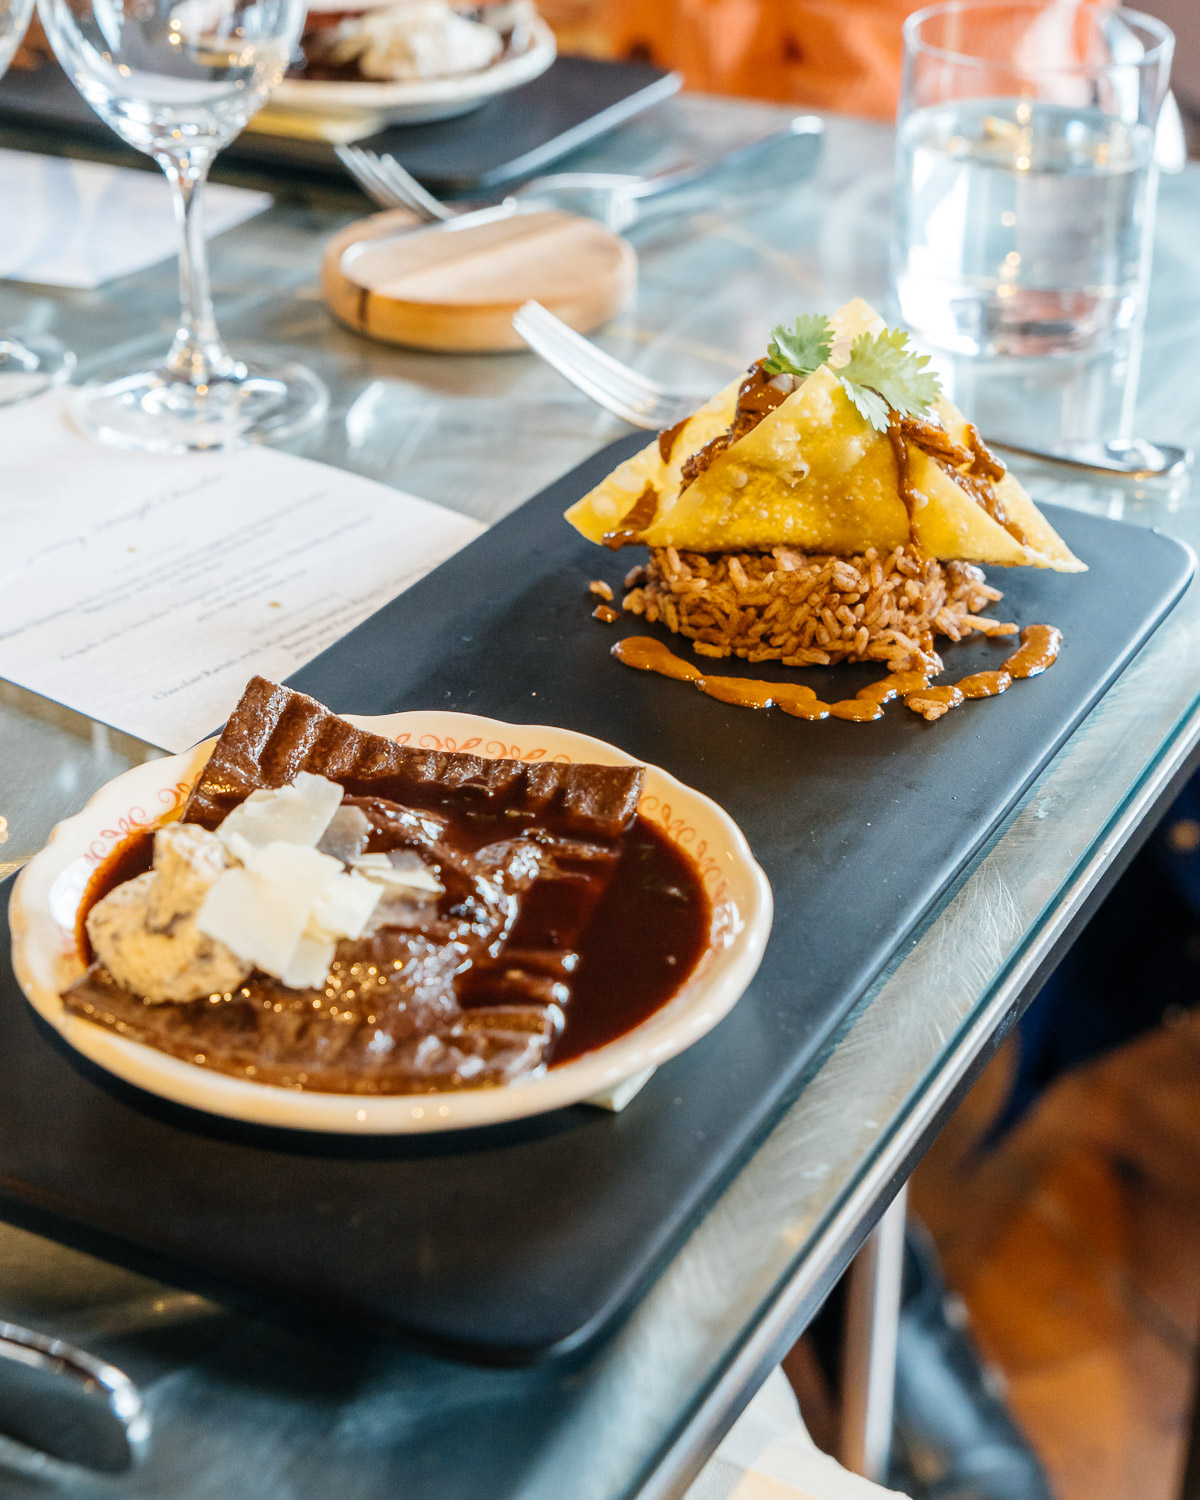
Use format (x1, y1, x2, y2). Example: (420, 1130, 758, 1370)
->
(910, 1011, 1200, 1500)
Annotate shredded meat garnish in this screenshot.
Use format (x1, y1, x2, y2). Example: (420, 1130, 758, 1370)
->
(678, 361, 797, 491)
(964, 424, 1006, 482)
(680, 432, 733, 489)
(949, 465, 1007, 520)
(898, 415, 973, 468)
(892, 411, 1029, 543)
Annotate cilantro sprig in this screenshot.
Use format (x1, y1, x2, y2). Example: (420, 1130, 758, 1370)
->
(838, 327, 942, 431)
(764, 314, 942, 433)
(764, 314, 833, 381)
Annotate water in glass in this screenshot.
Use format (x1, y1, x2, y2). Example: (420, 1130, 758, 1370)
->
(894, 97, 1157, 358)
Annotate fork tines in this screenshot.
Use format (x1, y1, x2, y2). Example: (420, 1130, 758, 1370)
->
(511, 301, 690, 430)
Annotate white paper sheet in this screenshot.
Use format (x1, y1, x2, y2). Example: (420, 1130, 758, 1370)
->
(0, 393, 483, 750)
(0, 149, 272, 289)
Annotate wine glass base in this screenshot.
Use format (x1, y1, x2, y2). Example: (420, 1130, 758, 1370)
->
(0, 334, 75, 406)
(72, 353, 329, 454)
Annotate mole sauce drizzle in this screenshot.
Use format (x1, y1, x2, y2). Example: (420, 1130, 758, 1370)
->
(72, 801, 711, 1084)
(603, 483, 660, 550)
(613, 625, 1060, 724)
(658, 416, 690, 463)
(730, 363, 792, 437)
(1002, 624, 1061, 678)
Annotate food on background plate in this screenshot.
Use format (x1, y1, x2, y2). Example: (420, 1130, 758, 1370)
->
(566, 298, 1081, 724)
(291, 0, 536, 82)
(63, 678, 711, 1096)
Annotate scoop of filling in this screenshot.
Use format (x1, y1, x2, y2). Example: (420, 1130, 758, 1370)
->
(300, 0, 509, 80)
(84, 824, 249, 1003)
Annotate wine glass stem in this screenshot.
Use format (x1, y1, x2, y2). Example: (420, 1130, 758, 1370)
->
(160, 156, 238, 386)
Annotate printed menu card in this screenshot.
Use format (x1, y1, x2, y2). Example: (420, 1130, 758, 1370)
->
(0, 149, 272, 289)
(0, 393, 482, 750)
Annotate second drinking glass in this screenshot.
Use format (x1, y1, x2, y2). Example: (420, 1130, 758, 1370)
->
(39, 0, 328, 452)
(891, 2, 1174, 452)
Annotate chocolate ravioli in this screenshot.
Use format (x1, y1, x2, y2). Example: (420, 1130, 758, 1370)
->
(64, 679, 711, 1096)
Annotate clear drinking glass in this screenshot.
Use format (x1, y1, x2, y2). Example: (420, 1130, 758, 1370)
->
(38, 0, 326, 452)
(0, 0, 74, 403)
(893, 2, 1173, 362)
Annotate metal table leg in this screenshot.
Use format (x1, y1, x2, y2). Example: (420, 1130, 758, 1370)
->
(1179, 1354, 1200, 1499)
(840, 1184, 908, 1483)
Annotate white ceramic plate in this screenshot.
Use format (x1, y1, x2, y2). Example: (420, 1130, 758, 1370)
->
(272, 18, 556, 125)
(10, 711, 772, 1134)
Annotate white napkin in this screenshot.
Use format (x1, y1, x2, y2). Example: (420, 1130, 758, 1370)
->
(0, 149, 272, 289)
(688, 1370, 911, 1500)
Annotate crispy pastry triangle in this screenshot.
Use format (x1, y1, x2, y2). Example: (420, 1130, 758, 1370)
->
(564, 372, 742, 547)
(566, 299, 1084, 572)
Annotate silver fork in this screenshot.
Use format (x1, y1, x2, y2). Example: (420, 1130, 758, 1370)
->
(337, 117, 825, 233)
(511, 301, 1191, 480)
(512, 300, 694, 429)
(337, 146, 455, 222)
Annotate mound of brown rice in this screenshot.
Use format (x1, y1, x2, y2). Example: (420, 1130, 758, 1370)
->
(622, 545, 1016, 673)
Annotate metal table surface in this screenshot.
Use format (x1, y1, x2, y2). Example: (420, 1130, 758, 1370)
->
(0, 94, 1198, 1499)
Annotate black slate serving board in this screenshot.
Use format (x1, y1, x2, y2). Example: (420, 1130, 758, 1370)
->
(0, 438, 1192, 1363)
(0, 56, 680, 190)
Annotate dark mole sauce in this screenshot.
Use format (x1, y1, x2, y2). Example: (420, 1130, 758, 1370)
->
(76, 827, 155, 963)
(658, 416, 690, 463)
(75, 803, 711, 1071)
(731, 362, 792, 435)
(458, 815, 709, 1064)
(676, 362, 793, 493)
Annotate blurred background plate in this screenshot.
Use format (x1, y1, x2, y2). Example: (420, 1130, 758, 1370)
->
(269, 14, 557, 125)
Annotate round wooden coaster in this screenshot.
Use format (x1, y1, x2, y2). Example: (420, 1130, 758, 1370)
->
(321, 207, 637, 353)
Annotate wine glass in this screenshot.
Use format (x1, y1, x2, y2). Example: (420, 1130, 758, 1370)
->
(0, 0, 75, 403)
(37, 0, 327, 452)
